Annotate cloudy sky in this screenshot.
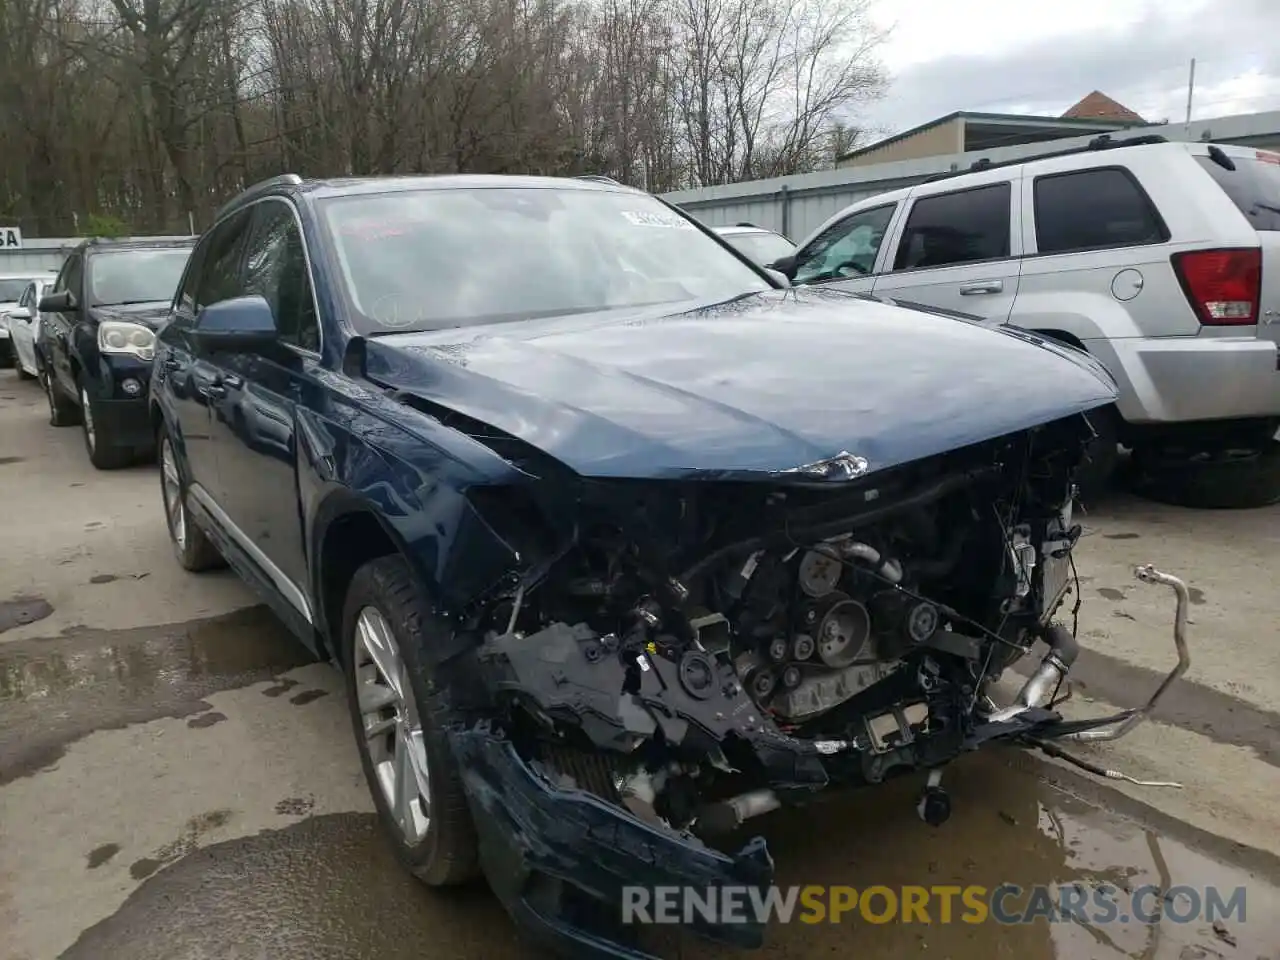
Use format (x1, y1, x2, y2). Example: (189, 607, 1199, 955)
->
(863, 0, 1280, 135)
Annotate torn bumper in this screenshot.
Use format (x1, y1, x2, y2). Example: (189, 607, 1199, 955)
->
(449, 727, 774, 959)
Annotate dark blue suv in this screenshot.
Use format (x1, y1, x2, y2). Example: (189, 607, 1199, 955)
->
(150, 172, 1121, 958)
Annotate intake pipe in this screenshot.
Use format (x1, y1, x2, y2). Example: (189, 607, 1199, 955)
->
(988, 623, 1079, 723)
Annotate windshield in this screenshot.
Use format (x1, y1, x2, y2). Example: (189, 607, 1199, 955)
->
(721, 231, 795, 266)
(319, 186, 772, 334)
(0, 279, 30, 301)
(87, 248, 192, 306)
(1197, 152, 1280, 231)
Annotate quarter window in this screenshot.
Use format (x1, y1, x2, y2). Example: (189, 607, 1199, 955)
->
(1033, 168, 1166, 253)
(893, 183, 1012, 270)
(243, 201, 319, 352)
(792, 204, 896, 284)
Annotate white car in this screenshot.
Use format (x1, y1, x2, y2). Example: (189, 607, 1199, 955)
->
(776, 135, 1280, 506)
(1, 271, 58, 377)
(5, 274, 57, 379)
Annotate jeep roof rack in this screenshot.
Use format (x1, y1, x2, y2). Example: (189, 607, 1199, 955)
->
(574, 174, 622, 185)
(922, 133, 1170, 184)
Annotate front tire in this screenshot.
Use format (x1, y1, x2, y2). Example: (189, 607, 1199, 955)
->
(341, 555, 479, 886)
(41, 367, 80, 427)
(81, 385, 132, 469)
(159, 428, 225, 571)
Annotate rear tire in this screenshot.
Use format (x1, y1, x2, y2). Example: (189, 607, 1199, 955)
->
(159, 428, 225, 571)
(1131, 442, 1280, 509)
(341, 555, 479, 887)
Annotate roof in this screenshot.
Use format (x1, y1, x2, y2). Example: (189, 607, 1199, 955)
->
(837, 109, 1148, 163)
(75, 236, 197, 254)
(1062, 91, 1146, 123)
(215, 172, 641, 225)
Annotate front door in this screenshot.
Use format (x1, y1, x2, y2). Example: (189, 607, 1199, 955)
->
(789, 201, 901, 295)
(45, 254, 83, 395)
(163, 208, 254, 491)
(205, 197, 322, 626)
(871, 179, 1022, 324)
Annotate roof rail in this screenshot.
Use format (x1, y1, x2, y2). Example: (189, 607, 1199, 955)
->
(574, 174, 622, 185)
(734, 221, 765, 229)
(213, 173, 305, 224)
(923, 133, 1170, 184)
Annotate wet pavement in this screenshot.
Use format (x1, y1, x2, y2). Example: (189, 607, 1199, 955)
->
(5, 371, 1280, 960)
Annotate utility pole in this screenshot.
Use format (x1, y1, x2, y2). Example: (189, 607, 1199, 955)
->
(1185, 58, 1197, 125)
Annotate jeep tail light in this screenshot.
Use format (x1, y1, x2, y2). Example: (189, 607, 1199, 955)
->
(1171, 248, 1262, 325)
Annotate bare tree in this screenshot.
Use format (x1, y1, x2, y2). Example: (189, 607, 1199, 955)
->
(0, 0, 886, 235)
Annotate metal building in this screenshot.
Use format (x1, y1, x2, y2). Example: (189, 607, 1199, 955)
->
(662, 109, 1280, 243)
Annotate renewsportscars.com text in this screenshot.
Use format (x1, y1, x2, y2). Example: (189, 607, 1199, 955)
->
(621, 883, 1247, 926)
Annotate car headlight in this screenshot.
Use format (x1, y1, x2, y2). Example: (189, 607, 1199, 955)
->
(98, 320, 155, 360)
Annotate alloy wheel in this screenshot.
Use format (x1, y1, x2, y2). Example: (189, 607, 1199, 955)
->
(354, 606, 432, 844)
(81, 388, 95, 451)
(160, 439, 186, 549)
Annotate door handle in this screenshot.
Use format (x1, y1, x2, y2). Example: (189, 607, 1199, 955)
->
(959, 280, 1003, 295)
(162, 357, 181, 371)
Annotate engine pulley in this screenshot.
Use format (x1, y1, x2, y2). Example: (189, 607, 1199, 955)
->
(814, 595, 873, 668)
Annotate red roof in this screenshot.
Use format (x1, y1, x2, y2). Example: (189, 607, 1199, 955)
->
(1062, 91, 1145, 123)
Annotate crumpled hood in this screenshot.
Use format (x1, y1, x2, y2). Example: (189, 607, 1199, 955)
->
(91, 302, 172, 329)
(365, 288, 1118, 479)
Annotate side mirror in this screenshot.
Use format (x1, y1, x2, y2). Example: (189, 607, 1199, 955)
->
(767, 253, 798, 280)
(8, 305, 32, 320)
(193, 295, 279, 353)
(763, 267, 791, 288)
(38, 290, 77, 313)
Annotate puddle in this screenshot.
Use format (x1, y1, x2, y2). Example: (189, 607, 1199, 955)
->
(53, 752, 1280, 960)
(0, 606, 314, 783)
(0, 595, 54, 633)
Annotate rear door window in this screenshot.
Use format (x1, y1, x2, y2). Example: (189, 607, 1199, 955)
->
(1033, 167, 1168, 253)
(1197, 152, 1280, 231)
(893, 183, 1011, 270)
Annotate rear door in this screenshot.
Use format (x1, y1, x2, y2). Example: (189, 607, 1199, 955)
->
(871, 174, 1023, 322)
(1195, 148, 1280, 349)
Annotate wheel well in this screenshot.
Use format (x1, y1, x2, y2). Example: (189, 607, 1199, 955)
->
(318, 510, 398, 663)
(1032, 328, 1087, 352)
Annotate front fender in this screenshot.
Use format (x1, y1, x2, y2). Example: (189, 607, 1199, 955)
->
(297, 382, 534, 636)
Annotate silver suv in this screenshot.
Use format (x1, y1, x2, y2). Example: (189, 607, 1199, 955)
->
(776, 134, 1280, 506)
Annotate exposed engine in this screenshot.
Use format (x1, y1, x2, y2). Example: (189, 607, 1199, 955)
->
(461, 415, 1089, 836)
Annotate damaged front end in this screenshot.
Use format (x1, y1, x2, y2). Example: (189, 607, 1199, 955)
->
(436, 409, 1191, 959)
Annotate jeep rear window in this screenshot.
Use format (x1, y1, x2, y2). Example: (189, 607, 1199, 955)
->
(1196, 152, 1280, 231)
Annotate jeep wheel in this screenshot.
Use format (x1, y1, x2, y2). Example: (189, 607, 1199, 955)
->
(1132, 442, 1280, 509)
(341, 555, 479, 886)
(159, 429, 225, 571)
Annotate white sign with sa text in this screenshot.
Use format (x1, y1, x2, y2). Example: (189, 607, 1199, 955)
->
(0, 227, 22, 249)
